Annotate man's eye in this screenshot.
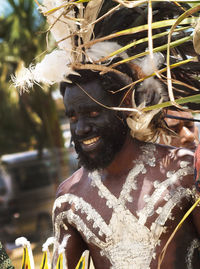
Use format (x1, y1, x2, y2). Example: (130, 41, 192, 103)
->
(90, 111, 100, 117)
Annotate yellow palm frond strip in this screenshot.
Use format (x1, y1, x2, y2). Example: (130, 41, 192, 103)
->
(15, 237, 34, 269)
(75, 252, 86, 269)
(56, 253, 64, 269)
(21, 247, 32, 269)
(40, 251, 49, 269)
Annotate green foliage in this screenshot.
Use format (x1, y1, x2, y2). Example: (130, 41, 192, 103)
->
(0, 0, 64, 155)
(0, 0, 46, 63)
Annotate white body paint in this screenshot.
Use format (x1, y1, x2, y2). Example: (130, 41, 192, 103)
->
(53, 145, 196, 268)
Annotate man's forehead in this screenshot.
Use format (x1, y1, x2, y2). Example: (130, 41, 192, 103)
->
(64, 80, 113, 107)
(66, 102, 102, 114)
(166, 110, 194, 127)
(167, 110, 193, 118)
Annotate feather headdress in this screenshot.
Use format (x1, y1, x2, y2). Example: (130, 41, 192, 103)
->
(12, 0, 200, 141)
(12, 1, 200, 96)
(12, 0, 126, 91)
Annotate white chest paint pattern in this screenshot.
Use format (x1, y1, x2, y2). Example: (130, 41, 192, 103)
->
(53, 144, 194, 269)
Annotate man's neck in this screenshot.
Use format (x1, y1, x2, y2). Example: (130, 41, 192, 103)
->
(100, 134, 140, 177)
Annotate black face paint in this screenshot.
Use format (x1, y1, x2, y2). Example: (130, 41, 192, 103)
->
(64, 79, 128, 171)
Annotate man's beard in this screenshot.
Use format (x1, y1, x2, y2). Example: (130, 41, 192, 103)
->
(72, 121, 128, 171)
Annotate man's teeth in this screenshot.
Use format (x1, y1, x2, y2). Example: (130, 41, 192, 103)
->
(83, 137, 100, 145)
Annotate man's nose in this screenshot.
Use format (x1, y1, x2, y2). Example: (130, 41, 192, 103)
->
(75, 118, 91, 136)
(180, 126, 195, 144)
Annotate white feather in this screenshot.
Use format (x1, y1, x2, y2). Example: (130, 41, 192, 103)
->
(42, 237, 55, 269)
(39, 0, 76, 51)
(12, 50, 78, 91)
(12, 41, 128, 92)
(15, 236, 30, 247)
(12, 0, 131, 91)
(86, 41, 128, 62)
(11, 65, 35, 92)
(133, 52, 164, 76)
(132, 52, 167, 106)
(15, 237, 35, 269)
(42, 236, 55, 252)
(33, 50, 74, 83)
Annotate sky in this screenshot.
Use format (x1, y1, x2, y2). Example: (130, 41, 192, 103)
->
(0, 0, 43, 31)
(0, 0, 12, 16)
(0, 0, 41, 17)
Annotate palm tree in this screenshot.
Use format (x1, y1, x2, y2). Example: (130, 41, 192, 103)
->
(0, 0, 64, 155)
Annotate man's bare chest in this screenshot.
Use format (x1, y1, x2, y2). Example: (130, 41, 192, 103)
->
(84, 162, 192, 231)
(53, 145, 194, 268)
(57, 166, 192, 268)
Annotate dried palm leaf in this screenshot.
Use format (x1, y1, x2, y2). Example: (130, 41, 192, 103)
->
(13, 1, 200, 114)
(193, 17, 200, 54)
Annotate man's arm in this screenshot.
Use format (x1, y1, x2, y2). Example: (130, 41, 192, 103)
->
(52, 169, 88, 268)
(52, 219, 87, 268)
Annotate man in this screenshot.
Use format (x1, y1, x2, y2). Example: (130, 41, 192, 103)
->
(163, 109, 199, 150)
(52, 69, 200, 269)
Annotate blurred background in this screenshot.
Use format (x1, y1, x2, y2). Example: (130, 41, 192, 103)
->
(0, 1, 200, 268)
(0, 0, 78, 267)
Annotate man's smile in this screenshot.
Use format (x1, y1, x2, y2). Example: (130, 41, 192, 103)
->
(82, 136, 100, 145)
(81, 136, 101, 152)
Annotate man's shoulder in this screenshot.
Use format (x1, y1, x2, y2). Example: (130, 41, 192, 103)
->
(56, 167, 86, 198)
(154, 142, 194, 161)
(174, 146, 194, 162)
(152, 143, 194, 176)
(152, 143, 194, 190)
(52, 167, 87, 224)
(133, 141, 194, 170)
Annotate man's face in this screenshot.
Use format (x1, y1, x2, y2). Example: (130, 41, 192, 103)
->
(164, 110, 199, 150)
(63, 79, 128, 171)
